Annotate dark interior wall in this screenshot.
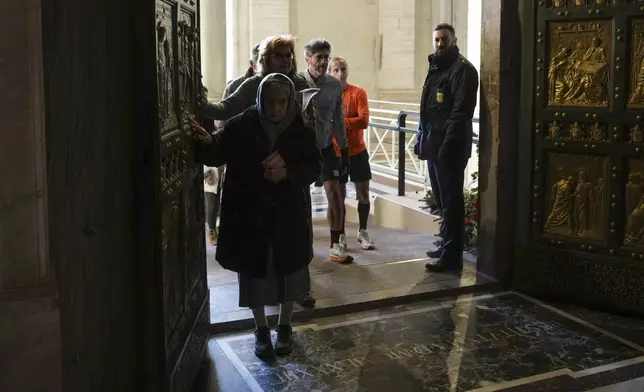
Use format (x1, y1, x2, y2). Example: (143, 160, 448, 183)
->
(41, 0, 140, 390)
(0, 1, 61, 391)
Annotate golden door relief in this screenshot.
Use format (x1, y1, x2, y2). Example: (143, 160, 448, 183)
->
(548, 21, 611, 107)
(628, 19, 644, 108)
(630, 124, 644, 143)
(544, 153, 607, 241)
(624, 160, 644, 246)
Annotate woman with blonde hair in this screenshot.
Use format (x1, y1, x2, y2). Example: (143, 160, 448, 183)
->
(200, 34, 310, 120)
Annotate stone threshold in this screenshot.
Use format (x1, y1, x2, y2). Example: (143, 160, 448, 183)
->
(205, 261, 500, 335)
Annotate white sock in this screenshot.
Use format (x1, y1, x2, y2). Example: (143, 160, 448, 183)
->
(278, 302, 294, 326)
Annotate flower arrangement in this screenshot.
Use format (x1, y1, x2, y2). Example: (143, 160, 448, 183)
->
(463, 171, 479, 250)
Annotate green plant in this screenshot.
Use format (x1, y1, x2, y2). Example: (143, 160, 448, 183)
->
(464, 171, 479, 250)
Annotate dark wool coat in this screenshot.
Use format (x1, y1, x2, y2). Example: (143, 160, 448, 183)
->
(196, 107, 321, 279)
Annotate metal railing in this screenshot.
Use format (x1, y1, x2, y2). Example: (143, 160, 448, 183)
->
(366, 100, 479, 196)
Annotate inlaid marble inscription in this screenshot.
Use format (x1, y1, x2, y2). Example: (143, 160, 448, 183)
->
(219, 294, 643, 392)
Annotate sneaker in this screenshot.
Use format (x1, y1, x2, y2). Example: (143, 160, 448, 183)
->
(207, 228, 217, 246)
(339, 233, 348, 250)
(330, 243, 349, 263)
(254, 326, 274, 359)
(275, 325, 293, 356)
(357, 229, 375, 250)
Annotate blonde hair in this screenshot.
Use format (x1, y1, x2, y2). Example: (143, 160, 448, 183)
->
(257, 34, 298, 76)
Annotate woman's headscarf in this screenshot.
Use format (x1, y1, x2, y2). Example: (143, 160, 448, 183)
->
(256, 73, 319, 147)
(256, 73, 298, 141)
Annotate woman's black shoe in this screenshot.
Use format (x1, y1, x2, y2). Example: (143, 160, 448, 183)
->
(254, 326, 274, 359)
(275, 325, 293, 356)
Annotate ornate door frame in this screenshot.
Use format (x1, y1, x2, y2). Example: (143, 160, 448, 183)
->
(514, 0, 644, 315)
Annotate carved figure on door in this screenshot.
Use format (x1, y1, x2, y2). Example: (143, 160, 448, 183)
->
(545, 175, 576, 233)
(179, 21, 195, 108)
(590, 123, 604, 141)
(625, 195, 644, 245)
(626, 173, 643, 215)
(630, 124, 644, 143)
(593, 177, 605, 233)
(574, 170, 594, 235)
(157, 23, 168, 120)
(548, 46, 573, 104)
(629, 20, 644, 107)
(157, 22, 175, 124)
(570, 122, 583, 140)
(549, 120, 563, 138)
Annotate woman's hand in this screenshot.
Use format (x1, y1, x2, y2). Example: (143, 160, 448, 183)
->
(204, 171, 214, 186)
(187, 116, 213, 144)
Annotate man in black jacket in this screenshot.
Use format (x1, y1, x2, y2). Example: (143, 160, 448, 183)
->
(415, 23, 479, 272)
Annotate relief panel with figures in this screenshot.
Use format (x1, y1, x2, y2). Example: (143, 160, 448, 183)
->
(629, 18, 644, 108)
(157, 1, 178, 130)
(624, 159, 644, 246)
(545, 120, 606, 142)
(542, 153, 608, 241)
(547, 20, 611, 107)
(178, 10, 197, 113)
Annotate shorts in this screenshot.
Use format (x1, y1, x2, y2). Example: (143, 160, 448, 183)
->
(341, 149, 372, 184)
(321, 145, 342, 182)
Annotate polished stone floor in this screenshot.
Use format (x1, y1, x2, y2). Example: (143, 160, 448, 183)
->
(194, 292, 644, 392)
(207, 184, 490, 330)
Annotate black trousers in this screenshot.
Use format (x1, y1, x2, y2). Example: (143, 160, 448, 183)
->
(205, 192, 220, 230)
(427, 160, 445, 235)
(434, 158, 467, 256)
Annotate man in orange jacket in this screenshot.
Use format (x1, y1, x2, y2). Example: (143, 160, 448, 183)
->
(328, 57, 375, 250)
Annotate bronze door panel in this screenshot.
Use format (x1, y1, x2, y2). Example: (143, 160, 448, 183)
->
(516, 1, 644, 314)
(547, 20, 612, 108)
(152, 0, 209, 391)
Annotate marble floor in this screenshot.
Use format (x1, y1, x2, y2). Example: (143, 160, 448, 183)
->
(193, 292, 644, 392)
(207, 184, 490, 331)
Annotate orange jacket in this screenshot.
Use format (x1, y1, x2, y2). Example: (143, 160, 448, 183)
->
(333, 84, 369, 156)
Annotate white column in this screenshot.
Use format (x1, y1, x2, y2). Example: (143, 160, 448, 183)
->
(200, 0, 227, 98)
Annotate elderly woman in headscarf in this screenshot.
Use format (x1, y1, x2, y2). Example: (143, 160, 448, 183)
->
(194, 73, 321, 360)
(200, 34, 319, 309)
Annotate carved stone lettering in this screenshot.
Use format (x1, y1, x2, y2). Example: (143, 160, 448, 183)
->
(548, 21, 611, 107)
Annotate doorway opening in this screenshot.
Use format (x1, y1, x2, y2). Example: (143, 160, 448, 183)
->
(203, 0, 492, 332)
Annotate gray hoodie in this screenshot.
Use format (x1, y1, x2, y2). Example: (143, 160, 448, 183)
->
(302, 71, 347, 150)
